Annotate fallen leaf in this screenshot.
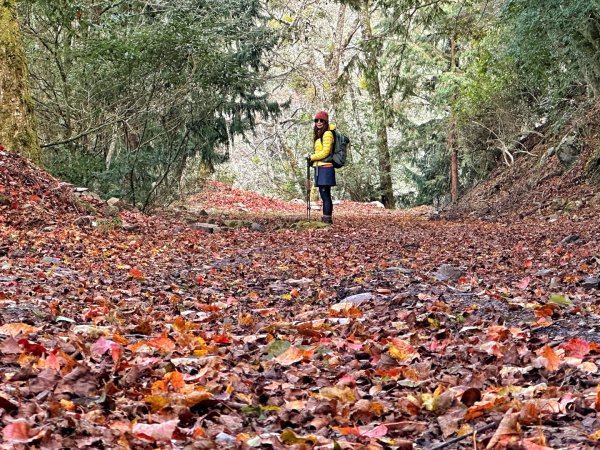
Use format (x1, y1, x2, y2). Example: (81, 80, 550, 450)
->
(486, 408, 521, 449)
(128, 268, 144, 279)
(548, 294, 571, 306)
(317, 385, 356, 403)
(132, 419, 179, 442)
(562, 337, 590, 358)
(541, 345, 560, 371)
(0, 323, 40, 336)
(515, 277, 531, 289)
(389, 339, 418, 362)
(280, 428, 317, 444)
(275, 346, 307, 366)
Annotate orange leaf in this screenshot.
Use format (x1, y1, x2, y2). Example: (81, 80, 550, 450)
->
(541, 345, 560, 371)
(333, 426, 361, 436)
(389, 339, 418, 362)
(164, 371, 186, 392)
(173, 316, 198, 333)
(275, 347, 307, 366)
(38, 352, 61, 371)
(212, 334, 232, 344)
(0, 323, 40, 337)
(374, 367, 402, 378)
(464, 400, 496, 421)
(487, 325, 510, 342)
(128, 268, 144, 279)
(147, 334, 176, 352)
(534, 304, 557, 318)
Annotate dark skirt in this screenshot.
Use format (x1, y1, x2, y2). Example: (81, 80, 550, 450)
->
(314, 166, 336, 187)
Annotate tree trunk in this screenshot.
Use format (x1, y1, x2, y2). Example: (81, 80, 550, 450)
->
(329, 3, 347, 111)
(359, 0, 395, 209)
(448, 34, 459, 203)
(0, 1, 40, 160)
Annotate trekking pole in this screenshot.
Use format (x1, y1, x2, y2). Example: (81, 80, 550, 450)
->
(306, 158, 311, 221)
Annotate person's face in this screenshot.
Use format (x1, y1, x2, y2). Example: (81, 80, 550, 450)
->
(314, 118, 326, 130)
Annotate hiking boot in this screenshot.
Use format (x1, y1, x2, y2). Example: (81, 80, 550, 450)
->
(322, 215, 333, 224)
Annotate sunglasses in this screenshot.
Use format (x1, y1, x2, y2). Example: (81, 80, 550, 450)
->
(314, 119, 326, 123)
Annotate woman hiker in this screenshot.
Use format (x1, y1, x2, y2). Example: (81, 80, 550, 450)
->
(306, 110, 336, 224)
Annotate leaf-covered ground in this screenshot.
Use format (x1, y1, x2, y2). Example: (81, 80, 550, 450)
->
(1, 151, 600, 449)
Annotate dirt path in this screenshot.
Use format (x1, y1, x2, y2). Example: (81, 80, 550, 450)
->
(1, 176, 600, 448)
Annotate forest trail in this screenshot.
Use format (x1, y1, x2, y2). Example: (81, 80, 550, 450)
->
(1, 153, 600, 448)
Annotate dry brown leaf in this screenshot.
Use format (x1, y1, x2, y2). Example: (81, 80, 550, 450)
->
(486, 408, 521, 449)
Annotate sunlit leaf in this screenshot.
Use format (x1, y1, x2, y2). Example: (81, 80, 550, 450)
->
(274, 346, 305, 366)
(132, 419, 179, 442)
(0, 323, 40, 336)
(389, 339, 418, 362)
(317, 385, 356, 403)
(548, 294, 571, 306)
(541, 345, 560, 371)
(128, 268, 144, 279)
(143, 395, 170, 412)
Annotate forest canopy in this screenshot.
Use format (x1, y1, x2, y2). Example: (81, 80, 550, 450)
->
(6, 0, 600, 209)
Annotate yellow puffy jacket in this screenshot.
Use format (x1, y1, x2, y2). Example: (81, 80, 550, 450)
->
(309, 124, 336, 167)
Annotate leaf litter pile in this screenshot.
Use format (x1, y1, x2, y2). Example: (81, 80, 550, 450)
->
(1, 151, 600, 449)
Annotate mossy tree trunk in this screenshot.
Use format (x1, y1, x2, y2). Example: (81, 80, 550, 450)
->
(359, 0, 395, 209)
(0, 0, 40, 160)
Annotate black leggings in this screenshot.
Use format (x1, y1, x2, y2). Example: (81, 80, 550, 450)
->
(319, 186, 333, 216)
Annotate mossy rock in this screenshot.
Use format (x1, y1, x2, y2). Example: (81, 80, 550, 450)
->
(585, 149, 600, 183)
(291, 220, 330, 230)
(223, 219, 253, 229)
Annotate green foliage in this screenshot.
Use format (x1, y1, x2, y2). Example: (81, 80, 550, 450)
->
(22, 0, 279, 210)
(501, 0, 600, 98)
(42, 146, 105, 188)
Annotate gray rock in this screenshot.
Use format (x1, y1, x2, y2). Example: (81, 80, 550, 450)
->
(555, 133, 581, 168)
(106, 197, 121, 207)
(384, 266, 414, 275)
(559, 234, 580, 245)
(434, 264, 464, 282)
(74, 215, 95, 226)
(193, 223, 220, 233)
(581, 277, 600, 290)
(341, 292, 373, 305)
(535, 268, 554, 276)
(42, 256, 62, 265)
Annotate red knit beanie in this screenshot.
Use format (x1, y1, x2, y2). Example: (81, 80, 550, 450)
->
(314, 110, 329, 122)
